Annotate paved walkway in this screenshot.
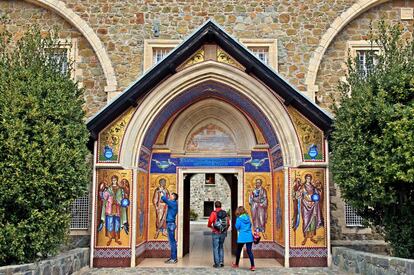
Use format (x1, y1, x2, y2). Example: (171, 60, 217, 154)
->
(78, 266, 350, 275)
(82, 224, 350, 274)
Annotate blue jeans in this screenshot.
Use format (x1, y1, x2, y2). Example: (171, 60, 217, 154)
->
(167, 222, 177, 260)
(212, 233, 226, 265)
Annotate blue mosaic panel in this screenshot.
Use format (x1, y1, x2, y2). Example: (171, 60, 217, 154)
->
(150, 153, 179, 174)
(143, 82, 279, 148)
(244, 151, 270, 172)
(180, 157, 245, 167)
(150, 151, 271, 173)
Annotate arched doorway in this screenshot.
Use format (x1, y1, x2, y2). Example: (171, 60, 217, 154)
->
(140, 85, 279, 260)
(88, 20, 331, 268)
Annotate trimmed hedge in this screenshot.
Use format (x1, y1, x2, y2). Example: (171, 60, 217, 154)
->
(0, 26, 90, 265)
(331, 21, 414, 258)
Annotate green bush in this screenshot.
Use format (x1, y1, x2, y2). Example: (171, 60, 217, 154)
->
(0, 26, 90, 265)
(331, 21, 414, 258)
(189, 209, 198, 221)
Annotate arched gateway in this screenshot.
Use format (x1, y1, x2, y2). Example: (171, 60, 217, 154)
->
(87, 21, 332, 268)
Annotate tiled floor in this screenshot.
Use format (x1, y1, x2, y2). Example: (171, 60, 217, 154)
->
(80, 224, 350, 274)
(138, 222, 281, 268)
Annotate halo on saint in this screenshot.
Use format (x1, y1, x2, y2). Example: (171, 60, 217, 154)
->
(155, 175, 170, 186)
(252, 175, 267, 187)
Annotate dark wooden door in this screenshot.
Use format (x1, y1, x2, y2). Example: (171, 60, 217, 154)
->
(182, 174, 192, 256)
(222, 174, 238, 255)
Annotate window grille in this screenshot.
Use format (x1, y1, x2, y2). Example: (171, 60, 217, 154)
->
(356, 50, 378, 77)
(345, 203, 363, 227)
(70, 196, 90, 230)
(153, 48, 172, 64)
(249, 47, 269, 65)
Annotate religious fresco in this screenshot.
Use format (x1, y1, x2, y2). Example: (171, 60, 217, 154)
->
(244, 173, 273, 241)
(95, 169, 133, 248)
(136, 171, 147, 245)
(185, 123, 237, 152)
(148, 174, 177, 241)
(98, 108, 135, 162)
(288, 107, 325, 162)
(270, 146, 284, 169)
(217, 47, 244, 70)
(138, 147, 151, 172)
(273, 170, 284, 246)
(289, 168, 326, 248)
(180, 48, 205, 69)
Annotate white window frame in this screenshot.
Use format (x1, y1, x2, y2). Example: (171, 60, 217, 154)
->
(143, 39, 181, 71)
(346, 41, 381, 77)
(50, 38, 80, 81)
(240, 39, 278, 71)
(143, 38, 279, 72)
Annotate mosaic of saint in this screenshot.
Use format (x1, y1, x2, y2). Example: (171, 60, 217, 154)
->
(96, 169, 132, 248)
(185, 123, 236, 152)
(290, 168, 326, 247)
(152, 177, 170, 239)
(245, 173, 272, 240)
(148, 174, 177, 241)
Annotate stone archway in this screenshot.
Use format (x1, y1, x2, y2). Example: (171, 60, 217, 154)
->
(26, 0, 117, 94)
(121, 61, 302, 168)
(305, 0, 390, 100)
(119, 61, 302, 265)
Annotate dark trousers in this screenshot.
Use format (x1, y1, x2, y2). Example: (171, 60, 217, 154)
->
(235, 242, 255, 267)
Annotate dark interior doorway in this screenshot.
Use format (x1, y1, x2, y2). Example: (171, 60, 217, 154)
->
(203, 201, 214, 217)
(182, 173, 238, 257)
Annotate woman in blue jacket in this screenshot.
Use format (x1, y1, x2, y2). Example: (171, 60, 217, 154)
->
(232, 206, 255, 271)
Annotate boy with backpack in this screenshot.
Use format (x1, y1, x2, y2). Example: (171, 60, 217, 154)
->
(207, 201, 230, 268)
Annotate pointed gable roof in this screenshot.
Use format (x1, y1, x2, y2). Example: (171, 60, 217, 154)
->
(87, 20, 332, 146)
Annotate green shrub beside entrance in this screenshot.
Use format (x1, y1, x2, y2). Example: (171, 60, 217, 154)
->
(331, 21, 414, 258)
(0, 26, 90, 265)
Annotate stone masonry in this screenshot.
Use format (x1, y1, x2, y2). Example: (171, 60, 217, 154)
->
(189, 174, 231, 219)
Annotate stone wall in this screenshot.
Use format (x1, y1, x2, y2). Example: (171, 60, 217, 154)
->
(189, 174, 231, 219)
(1, 0, 357, 108)
(319, 1, 414, 242)
(332, 247, 414, 275)
(53, 0, 354, 95)
(3, 1, 412, 112)
(0, 248, 89, 275)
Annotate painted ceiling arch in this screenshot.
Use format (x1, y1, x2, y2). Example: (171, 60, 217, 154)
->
(142, 81, 278, 150)
(163, 98, 258, 156)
